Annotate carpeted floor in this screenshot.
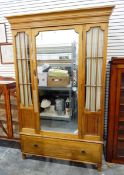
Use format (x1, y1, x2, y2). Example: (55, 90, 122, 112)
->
(0, 141, 124, 175)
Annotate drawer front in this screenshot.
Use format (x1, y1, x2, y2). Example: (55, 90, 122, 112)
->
(21, 135, 102, 164)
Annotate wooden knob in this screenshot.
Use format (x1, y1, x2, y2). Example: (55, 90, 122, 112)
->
(81, 150, 86, 154)
(33, 144, 38, 148)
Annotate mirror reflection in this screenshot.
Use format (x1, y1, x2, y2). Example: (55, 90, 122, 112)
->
(36, 29, 78, 134)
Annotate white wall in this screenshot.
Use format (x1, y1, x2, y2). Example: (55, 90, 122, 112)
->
(0, 0, 124, 137)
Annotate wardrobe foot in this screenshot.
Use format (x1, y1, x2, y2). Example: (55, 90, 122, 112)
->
(22, 153, 26, 159)
(97, 163, 102, 172)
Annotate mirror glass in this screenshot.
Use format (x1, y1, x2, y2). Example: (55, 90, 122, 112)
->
(36, 29, 78, 134)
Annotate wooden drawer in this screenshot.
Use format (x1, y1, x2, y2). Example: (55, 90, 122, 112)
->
(21, 135, 102, 164)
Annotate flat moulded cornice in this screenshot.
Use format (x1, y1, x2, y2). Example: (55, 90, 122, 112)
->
(6, 5, 114, 30)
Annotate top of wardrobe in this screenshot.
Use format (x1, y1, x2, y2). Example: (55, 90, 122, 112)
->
(110, 57, 124, 65)
(6, 5, 114, 30)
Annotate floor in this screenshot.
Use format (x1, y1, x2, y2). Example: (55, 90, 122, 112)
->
(0, 141, 124, 175)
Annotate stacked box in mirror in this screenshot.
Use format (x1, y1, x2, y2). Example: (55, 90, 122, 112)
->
(48, 75, 70, 87)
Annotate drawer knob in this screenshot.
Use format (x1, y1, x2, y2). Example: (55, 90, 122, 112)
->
(33, 144, 39, 148)
(81, 150, 86, 154)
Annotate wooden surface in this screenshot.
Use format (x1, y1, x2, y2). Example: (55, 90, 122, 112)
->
(21, 134, 102, 164)
(8, 6, 113, 170)
(0, 76, 18, 140)
(107, 57, 124, 163)
(7, 6, 114, 30)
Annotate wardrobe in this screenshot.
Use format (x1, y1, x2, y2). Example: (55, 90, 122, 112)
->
(107, 57, 124, 163)
(7, 6, 113, 170)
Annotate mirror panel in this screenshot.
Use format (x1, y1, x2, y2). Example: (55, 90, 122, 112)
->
(36, 29, 78, 134)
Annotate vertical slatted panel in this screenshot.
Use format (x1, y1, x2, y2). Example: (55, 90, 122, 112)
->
(1, 0, 124, 137)
(15, 32, 32, 107)
(85, 27, 104, 112)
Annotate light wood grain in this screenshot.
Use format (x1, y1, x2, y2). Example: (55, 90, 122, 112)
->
(8, 6, 113, 170)
(21, 135, 102, 164)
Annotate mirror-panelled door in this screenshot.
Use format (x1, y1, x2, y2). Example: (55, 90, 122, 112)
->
(13, 30, 35, 130)
(83, 23, 107, 140)
(32, 26, 82, 136)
